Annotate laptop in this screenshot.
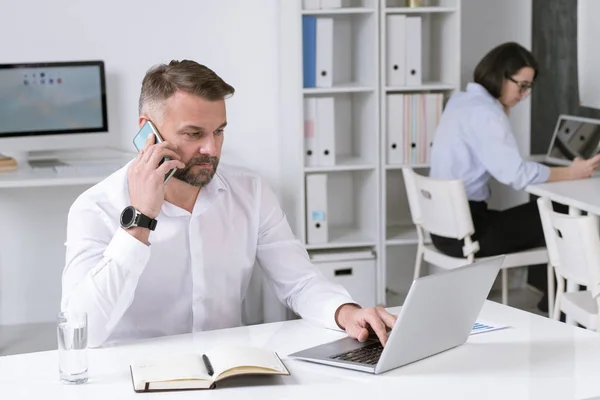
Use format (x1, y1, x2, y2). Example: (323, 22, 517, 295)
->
(544, 114, 600, 166)
(288, 256, 504, 374)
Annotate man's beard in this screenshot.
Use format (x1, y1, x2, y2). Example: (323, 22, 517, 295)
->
(172, 155, 219, 188)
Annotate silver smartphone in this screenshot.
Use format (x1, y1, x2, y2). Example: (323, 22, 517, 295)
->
(133, 120, 177, 183)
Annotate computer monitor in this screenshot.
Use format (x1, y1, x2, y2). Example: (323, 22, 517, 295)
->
(0, 60, 109, 161)
(546, 114, 600, 166)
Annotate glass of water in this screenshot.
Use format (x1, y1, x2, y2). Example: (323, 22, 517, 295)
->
(57, 311, 88, 384)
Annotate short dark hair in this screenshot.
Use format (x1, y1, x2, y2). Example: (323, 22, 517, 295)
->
(473, 42, 538, 98)
(139, 60, 235, 116)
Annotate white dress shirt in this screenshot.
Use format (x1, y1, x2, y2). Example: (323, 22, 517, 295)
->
(429, 83, 550, 201)
(61, 162, 354, 347)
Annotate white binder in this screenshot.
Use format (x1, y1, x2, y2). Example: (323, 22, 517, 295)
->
(425, 94, 443, 164)
(315, 18, 351, 88)
(316, 18, 333, 88)
(386, 15, 407, 87)
(302, 0, 320, 9)
(315, 96, 336, 166)
(386, 94, 406, 164)
(306, 174, 329, 244)
(405, 17, 422, 86)
(304, 98, 318, 167)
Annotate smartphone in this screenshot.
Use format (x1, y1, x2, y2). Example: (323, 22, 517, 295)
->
(133, 120, 177, 183)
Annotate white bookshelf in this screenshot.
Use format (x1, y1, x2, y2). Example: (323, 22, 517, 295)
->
(277, 0, 461, 310)
(379, 0, 461, 304)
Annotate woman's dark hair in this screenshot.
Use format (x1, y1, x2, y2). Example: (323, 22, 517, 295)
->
(473, 42, 539, 98)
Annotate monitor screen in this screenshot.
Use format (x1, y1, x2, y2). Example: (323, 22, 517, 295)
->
(0, 61, 108, 138)
(547, 116, 600, 162)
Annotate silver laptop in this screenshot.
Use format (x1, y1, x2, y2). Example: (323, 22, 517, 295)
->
(545, 114, 600, 166)
(288, 256, 504, 374)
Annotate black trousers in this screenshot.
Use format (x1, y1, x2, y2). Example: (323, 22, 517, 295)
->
(430, 200, 547, 258)
(430, 200, 568, 310)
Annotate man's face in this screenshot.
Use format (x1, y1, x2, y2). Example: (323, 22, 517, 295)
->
(140, 90, 227, 188)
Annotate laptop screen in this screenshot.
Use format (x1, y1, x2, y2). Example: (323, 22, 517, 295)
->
(547, 116, 600, 163)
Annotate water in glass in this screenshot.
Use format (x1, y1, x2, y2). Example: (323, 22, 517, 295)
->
(57, 312, 88, 384)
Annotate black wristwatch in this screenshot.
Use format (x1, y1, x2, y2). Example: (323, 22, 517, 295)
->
(120, 206, 158, 231)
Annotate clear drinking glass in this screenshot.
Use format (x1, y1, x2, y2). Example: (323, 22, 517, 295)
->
(57, 311, 88, 384)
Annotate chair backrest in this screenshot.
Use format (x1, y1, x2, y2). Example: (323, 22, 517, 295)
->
(402, 168, 475, 240)
(537, 197, 600, 297)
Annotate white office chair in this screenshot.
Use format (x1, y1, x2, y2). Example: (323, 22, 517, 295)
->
(402, 168, 552, 310)
(537, 197, 600, 331)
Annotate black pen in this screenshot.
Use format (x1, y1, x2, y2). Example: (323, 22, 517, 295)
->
(202, 354, 214, 376)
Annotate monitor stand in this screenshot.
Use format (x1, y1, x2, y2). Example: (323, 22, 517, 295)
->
(0, 150, 67, 169)
(26, 150, 69, 168)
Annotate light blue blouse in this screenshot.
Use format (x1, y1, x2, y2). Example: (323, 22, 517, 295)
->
(429, 83, 550, 202)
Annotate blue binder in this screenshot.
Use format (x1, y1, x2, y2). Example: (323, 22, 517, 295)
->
(302, 16, 317, 88)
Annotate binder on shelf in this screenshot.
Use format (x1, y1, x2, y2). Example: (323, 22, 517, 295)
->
(315, 96, 336, 166)
(316, 18, 333, 88)
(386, 15, 407, 87)
(304, 98, 318, 167)
(394, 93, 444, 165)
(423, 93, 444, 164)
(306, 174, 329, 244)
(386, 94, 406, 164)
(315, 18, 352, 88)
(405, 17, 422, 86)
(303, 0, 320, 9)
(425, 93, 444, 164)
(406, 94, 421, 164)
(302, 16, 317, 88)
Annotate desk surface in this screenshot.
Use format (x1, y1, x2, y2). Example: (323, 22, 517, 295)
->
(526, 177, 600, 215)
(1, 302, 600, 399)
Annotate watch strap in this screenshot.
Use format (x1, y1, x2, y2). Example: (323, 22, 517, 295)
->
(136, 212, 158, 231)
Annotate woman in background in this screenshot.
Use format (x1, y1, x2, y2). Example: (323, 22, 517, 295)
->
(428, 42, 600, 310)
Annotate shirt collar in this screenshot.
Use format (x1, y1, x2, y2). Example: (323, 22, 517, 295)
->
(160, 168, 228, 217)
(466, 82, 504, 109)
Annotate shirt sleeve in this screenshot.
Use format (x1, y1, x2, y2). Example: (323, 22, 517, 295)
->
(469, 110, 551, 189)
(254, 179, 356, 331)
(61, 200, 151, 347)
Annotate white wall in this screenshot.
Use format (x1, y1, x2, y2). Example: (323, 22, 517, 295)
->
(461, 0, 532, 210)
(0, 0, 281, 325)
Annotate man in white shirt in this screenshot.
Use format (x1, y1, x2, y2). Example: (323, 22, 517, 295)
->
(61, 60, 396, 348)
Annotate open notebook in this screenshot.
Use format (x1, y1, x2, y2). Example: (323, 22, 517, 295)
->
(130, 345, 289, 392)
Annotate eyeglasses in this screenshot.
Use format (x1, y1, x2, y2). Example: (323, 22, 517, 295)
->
(508, 77, 534, 94)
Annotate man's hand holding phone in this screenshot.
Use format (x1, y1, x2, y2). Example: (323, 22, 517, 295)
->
(126, 134, 185, 244)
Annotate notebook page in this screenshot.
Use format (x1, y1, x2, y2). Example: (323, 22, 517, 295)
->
(131, 354, 210, 383)
(206, 346, 286, 378)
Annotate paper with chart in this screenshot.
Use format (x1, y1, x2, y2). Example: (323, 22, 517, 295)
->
(470, 320, 509, 335)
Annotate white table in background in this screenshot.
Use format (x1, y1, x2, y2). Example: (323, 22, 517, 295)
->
(526, 177, 600, 216)
(526, 177, 600, 322)
(0, 148, 135, 189)
(1, 302, 600, 400)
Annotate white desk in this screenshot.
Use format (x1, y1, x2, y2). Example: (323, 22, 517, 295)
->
(526, 177, 600, 321)
(1, 302, 600, 400)
(0, 149, 135, 189)
(526, 177, 600, 216)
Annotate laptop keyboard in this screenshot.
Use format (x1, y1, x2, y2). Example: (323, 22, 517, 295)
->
(330, 342, 383, 365)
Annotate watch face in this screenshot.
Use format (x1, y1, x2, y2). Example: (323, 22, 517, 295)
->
(120, 206, 136, 227)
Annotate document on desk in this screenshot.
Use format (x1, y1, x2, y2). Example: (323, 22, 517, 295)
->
(470, 320, 509, 335)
